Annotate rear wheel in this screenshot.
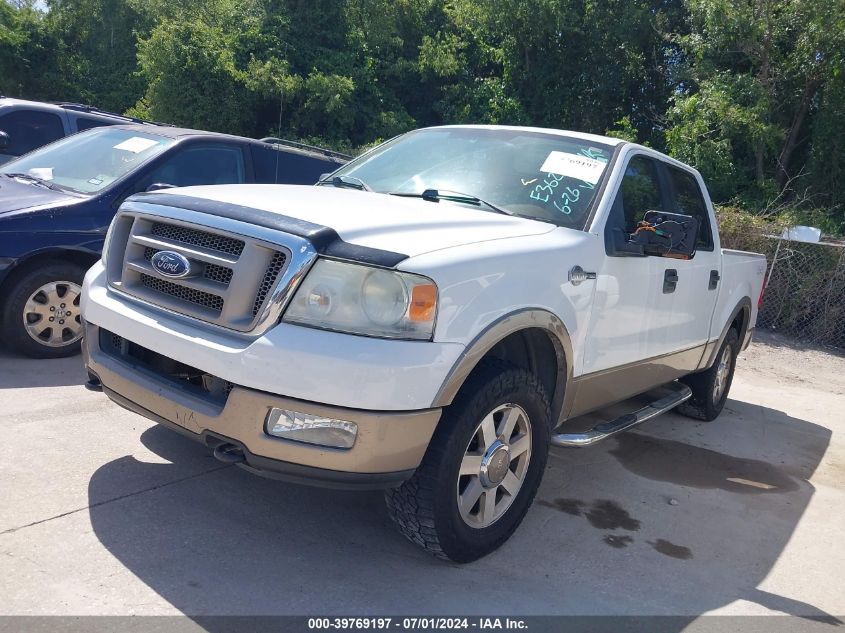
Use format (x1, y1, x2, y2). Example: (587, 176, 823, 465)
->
(678, 329, 739, 421)
(385, 360, 551, 563)
(1, 262, 86, 358)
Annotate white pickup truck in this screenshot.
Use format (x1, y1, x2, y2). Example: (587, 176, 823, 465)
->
(81, 125, 767, 562)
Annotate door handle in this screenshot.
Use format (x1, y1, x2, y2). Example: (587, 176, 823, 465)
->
(663, 269, 679, 294)
(569, 265, 597, 286)
(709, 269, 720, 290)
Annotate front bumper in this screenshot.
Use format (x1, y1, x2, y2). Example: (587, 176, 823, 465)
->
(82, 261, 464, 411)
(84, 322, 442, 489)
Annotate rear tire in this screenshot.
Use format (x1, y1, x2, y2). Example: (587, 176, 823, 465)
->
(1, 262, 86, 359)
(385, 360, 551, 563)
(678, 329, 739, 422)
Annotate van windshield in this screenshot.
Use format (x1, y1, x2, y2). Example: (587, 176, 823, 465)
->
(330, 127, 614, 228)
(0, 127, 173, 194)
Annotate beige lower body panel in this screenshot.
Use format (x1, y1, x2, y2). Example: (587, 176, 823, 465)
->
(565, 344, 708, 419)
(84, 324, 441, 476)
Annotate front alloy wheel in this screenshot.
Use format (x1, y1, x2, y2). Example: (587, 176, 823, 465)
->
(23, 281, 83, 348)
(458, 404, 532, 528)
(385, 360, 550, 563)
(2, 261, 88, 358)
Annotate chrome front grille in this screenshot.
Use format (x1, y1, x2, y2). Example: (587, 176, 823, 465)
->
(106, 208, 298, 333)
(142, 247, 234, 285)
(140, 273, 225, 314)
(252, 251, 287, 316)
(150, 221, 244, 256)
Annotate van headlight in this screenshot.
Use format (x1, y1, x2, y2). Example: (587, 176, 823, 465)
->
(282, 259, 437, 340)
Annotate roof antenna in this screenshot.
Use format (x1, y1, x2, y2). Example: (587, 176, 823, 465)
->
(274, 43, 288, 184)
(274, 86, 283, 183)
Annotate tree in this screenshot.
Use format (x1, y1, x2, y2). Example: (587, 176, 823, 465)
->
(666, 0, 845, 214)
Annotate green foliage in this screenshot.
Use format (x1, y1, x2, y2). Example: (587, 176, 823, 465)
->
(135, 3, 262, 135)
(606, 116, 639, 143)
(1, 0, 843, 232)
(666, 0, 845, 222)
(0, 1, 69, 99)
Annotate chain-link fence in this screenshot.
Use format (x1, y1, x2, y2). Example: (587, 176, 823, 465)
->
(720, 226, 845, 350)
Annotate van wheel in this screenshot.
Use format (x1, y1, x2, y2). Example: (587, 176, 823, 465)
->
(385, 360, 550, 563)
(678, 329, 739, 422)
(1, 262, 86, 358)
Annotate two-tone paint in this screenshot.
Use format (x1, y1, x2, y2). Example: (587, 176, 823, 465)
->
(81, 127, 767, 484)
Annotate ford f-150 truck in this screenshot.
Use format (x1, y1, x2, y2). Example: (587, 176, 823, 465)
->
(81, 125, 767, 562)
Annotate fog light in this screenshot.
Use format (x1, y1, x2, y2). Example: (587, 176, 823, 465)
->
(265, 408, 358, 449)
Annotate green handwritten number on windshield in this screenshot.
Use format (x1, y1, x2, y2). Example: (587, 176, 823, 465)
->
(580, 148, 607, 161)
(527, 161, 602, 217)
(530, 173, 566, 202)
(553, 200, 572, 214)
(529, 187, 550, 203)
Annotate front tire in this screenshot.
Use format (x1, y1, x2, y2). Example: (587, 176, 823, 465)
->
(1, 262, 86, 359)
(385, 360, 551, 563)
(677, 329, 739, 422)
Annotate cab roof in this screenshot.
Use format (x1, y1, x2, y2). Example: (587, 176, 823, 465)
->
(430, 124, 626, 147)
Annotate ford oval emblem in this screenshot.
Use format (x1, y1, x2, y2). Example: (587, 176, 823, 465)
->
(151, 251, 191, 278)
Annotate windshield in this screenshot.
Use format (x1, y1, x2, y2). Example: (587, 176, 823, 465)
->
(331, 127, 614, 227)
(0, 127, 174, 194)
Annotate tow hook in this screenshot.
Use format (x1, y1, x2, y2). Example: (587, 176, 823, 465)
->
(213, 443, 246, 465)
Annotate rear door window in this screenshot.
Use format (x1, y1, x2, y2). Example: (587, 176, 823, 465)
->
(665, 165, 714, 250)
(145, 144, 246, 187)
(0, 110, 65, 156)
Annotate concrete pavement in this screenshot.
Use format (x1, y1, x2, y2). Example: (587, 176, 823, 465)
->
(0, 333, 843, 622)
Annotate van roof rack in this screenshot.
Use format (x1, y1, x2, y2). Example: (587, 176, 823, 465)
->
(259, 137, 351, 161)
(51, 102, 172, 127)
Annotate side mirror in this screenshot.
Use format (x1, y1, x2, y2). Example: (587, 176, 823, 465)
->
(0, 131, 10, 151)
(146, 182, 175, 192)
(636, 211, 699, 258)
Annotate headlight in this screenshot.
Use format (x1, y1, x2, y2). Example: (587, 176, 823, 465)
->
(283, 259, 437, 340)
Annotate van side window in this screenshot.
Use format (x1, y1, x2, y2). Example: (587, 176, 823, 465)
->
(76, 117, 116, 132)
(0, 110, 64, 156)
(608, 155, 664, 233)
(666, 166, 714, 250)
(146, 144, 246, 187)
(251, 144, 342, 184)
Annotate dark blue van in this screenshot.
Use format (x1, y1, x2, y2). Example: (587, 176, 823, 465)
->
(0, 125, 347, 358)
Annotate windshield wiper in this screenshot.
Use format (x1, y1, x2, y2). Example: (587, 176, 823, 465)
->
(4, 172, 65, 193)
(389, 189, 515, 216)
(316, 175, 373, 192)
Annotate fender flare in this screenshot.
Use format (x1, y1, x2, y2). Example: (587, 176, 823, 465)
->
(430, 308, 574, 425)
(700, 297, 752, 371)
(0, 247, 99, 297)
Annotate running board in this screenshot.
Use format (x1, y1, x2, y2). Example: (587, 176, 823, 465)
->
(551, 382, 692, 448)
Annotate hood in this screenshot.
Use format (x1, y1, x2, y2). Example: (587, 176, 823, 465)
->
(141, 184, 557, 258)
(0, 175, 78, 215)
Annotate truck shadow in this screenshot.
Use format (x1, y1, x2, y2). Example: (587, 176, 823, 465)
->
(0, 349, 87, 389)
(86, 397, 838, 624)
